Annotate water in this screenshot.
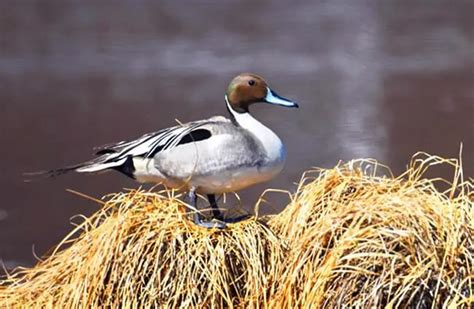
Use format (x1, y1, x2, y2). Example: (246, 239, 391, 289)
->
(0, 1, 472, 268)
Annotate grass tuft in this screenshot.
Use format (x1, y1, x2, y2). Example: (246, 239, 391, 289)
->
(269, 153, 473, 307)
(1, 153, 472, 307)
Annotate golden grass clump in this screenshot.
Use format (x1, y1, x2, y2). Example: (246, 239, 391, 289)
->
(0, 153, 473, 307)
(269, 154, 473, 307)
(0, 191, 285, 307)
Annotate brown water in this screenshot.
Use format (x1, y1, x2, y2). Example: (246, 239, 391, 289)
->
(0, 1, 473, 269)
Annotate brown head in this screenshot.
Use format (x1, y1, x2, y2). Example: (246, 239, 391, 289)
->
(225, 73, 298, 113)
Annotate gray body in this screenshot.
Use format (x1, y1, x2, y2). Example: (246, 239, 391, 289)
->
(77, 113, 286, 195)
(132, 116, 285, 194)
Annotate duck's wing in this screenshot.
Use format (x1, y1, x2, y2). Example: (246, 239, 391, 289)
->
(93, 117, 228, 159)
(93, 131, 160, 155)
(28, 117, 228, 178)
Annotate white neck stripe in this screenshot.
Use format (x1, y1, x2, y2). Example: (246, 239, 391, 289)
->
(224, 95, 237, 116)
(225, 95, 246, 122)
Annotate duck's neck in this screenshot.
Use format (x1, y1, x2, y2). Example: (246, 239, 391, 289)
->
(225, 96, 285, 163)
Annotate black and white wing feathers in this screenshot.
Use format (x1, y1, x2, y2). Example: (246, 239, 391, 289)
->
(94, 121, 212, 160)
(29, 119, 217, 179)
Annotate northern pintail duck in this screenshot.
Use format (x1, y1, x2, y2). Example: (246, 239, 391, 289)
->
(38, 73, 298, 228)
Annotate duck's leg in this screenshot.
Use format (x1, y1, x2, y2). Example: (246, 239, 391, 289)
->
(188, 189, 200, 226)
(207, 194, 224, 220)
(188, 189, 226, 229)
(207, 194, 251, 224)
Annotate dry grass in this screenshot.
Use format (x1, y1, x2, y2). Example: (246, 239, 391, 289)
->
(269, 153, 473, 307)
(1, 153, 472, 308)
(0, 191, 284, 308)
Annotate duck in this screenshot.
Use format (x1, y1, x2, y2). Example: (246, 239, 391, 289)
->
(37, 73, 299, 228)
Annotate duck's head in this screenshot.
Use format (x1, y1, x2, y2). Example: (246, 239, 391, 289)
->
(225, 73, 298, 113)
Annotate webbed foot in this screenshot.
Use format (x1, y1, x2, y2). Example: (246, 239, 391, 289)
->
(193, 213, 227, 229)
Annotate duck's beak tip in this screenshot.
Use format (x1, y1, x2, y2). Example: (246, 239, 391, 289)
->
(265, 87, 299, 108)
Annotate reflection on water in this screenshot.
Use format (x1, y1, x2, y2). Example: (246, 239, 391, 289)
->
(0, 1, 472, 268)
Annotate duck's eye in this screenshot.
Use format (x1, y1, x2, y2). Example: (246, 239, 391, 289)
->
(248, 80, 256, 86)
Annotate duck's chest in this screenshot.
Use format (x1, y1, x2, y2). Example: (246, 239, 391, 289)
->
(246, 120, 286, 170)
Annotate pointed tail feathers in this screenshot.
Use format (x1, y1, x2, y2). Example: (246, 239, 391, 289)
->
(24, 157, 127, 181)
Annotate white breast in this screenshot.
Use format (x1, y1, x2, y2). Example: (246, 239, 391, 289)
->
(226, 98, 286, 174)
(233, 112, 285, 164)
